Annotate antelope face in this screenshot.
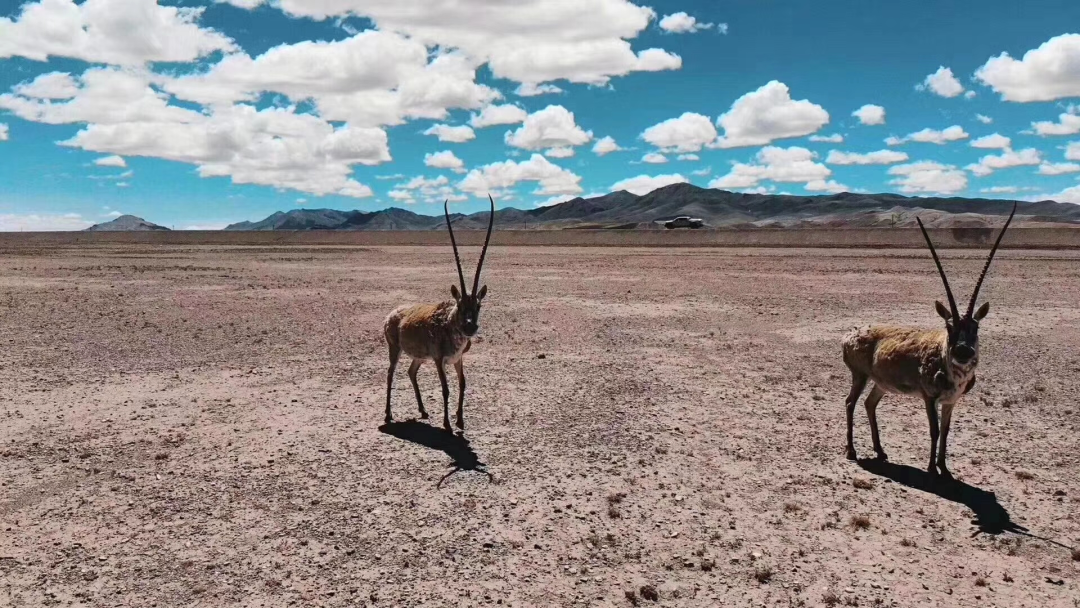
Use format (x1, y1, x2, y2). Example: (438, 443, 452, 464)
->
(937, 301, 990, 366)
(452, 284, 487, 337)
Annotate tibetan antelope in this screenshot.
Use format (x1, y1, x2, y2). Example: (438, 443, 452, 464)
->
(842, 203, 1016, 478)
(383, 196, 495, 432)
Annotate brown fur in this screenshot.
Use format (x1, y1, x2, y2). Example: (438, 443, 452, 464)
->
(842, 325, 977, 478)
(384, 299, 472, 431)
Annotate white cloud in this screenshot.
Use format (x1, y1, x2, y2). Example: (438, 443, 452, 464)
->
(458, 154, 582, 196)
(0, 0, 236, 66)
(916, 66, 965, 98)
(388, 189, 415, 203)
(94, 155, 127, 168)
(691, 166, 711, 177)
(424, 123, 476, 143)
(1069, 141, 1080, 161)
(1045, 185, 1080, 204)
(852, 104, 886, 126)
(965, 148, 1041, 177)
(976, 114, 993, 125)
(709, 146, 831, 189)
(714, 81, 829, 148)
(424, 150, 466, 173)
(0, 123, 7, 141)
(975, 34, 1080, 102)
(469, 104, 527, 128)
(515, 83, 563, 97)
(0, 212, 93, 231)
(105, 210, 124, 217)
(14, 72, 79, 99)
(964, 91, 977, 100)
(1031, 110, 1080, 137)
(610, 173, 688, 195)
(641, 112, 717, 153)
(677, 153, 699, 161)
(62, 104, 385, 198)
(641, 152, 668, 164)
(545, 147, 575, 158)
(115, 182, 130, 188)
(805, 179, 849, 193)
(826, 149, 908, 165)
(887, 125, 969, 146)
(809, 133, 843, 143)
(592, 136, 623, 156)
(658, 12, 714, 33)
(505, 105, 592, 151)
(888, 161, 968, 195)
(1038, 162, 1080, 175)
(970, 133, 1011, 149)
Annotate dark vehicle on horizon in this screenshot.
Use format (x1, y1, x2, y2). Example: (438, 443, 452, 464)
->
(664, 216, 705, 229)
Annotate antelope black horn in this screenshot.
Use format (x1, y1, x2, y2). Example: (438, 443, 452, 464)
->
(967, 202, 1017, 317)
(472, 195, 495, 294)
(916, 216, 960, 322)
(445, 199, 467, 294)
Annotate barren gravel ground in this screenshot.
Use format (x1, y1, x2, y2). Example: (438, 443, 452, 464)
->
(1, 244, 1078, 608)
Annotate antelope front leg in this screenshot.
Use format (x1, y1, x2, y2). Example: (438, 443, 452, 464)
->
(864, 385, 888, 461)
(844, 372, 869, 460)
(454, 359, 466, 430)
(924, 397, 940, 476)
(385, 343, 400, 424)
(936, 401, 955, 479)
(408, 359, 427, 419)
(435, 358, 452, 432)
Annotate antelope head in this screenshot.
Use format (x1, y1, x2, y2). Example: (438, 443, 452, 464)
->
(916, 202, 1016, 368)
(445, 195, 495, 338)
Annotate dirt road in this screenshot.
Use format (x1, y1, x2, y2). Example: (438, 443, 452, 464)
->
(1, 245, 1077, 607)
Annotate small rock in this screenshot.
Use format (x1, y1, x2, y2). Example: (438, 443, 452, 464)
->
(639, 585, 659, 602)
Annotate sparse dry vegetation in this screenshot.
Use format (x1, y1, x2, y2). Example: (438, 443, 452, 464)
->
(1015, 470, 1035, 481)
(850, 515, 871, 530)
(753, 565, 774, 583)
(853, 478, 874, 490)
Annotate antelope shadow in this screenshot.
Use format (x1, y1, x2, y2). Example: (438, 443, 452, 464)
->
(857, 459, 1070, 550)
(379, 420, 494, 488)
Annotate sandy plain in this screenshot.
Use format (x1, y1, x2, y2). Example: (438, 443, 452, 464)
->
(0, 243, 1078, 607)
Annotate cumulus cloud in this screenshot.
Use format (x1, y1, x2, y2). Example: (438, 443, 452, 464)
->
(709, 146, 831, 190)
(610, 173, 688, 195)
(805, 179, 849, 193)
(965, 148, 1041, 177)
(887, 125, 969, 146)
(658, 12, 714, 33)
(1038, 162, 1080, 175)
(388, 189, 415, 203)
(691, 166, 711, 177)
(424, 123, 476, 143)
(852, 104, 886, 126)
(825, 149, 908, 165)
(677, 153, 699, 161)
(714, 81, 829, 148)
(545, 147, 575, 158)
(809, 133, 843, 143)
(970, 133, 1011, 149)
(469, 104, 527, 128)
(514, 83, 563, 97)
(1031, 109, 1080, 137)
(0, 212, 93, 231)
(0, 123, 7, 141)
(504, 105, 592, 151)
(975, 34, 1080, 102)
(424, 150, 466, 173)
(976, 114, 993, 125)
(458, 154, 582, 196)
(94, 155, 127, 168)
(916, 66, 965, 98)
(13, 72, 80, 99)
(225, 0, 682, 86)
(641, 112, 717, 153)
(641, 152, 668, 164)
(1069, 141, 1080, 161)
(0, 0, 236, 66)
(592, 136, 623, 156)
(888, 161, 968, 195)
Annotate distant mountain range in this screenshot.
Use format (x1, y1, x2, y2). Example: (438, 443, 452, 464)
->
(224, 185, 1080, 231)
(86, 215, 170, 231)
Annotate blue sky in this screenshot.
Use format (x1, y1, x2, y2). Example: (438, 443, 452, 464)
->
(1, 0, 1079, 229)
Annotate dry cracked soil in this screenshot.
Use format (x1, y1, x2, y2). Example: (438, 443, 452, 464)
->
(1, 244, 1078, 608)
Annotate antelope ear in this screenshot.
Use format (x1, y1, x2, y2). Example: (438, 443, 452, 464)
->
(974, 301, 990, 320)
(450, 285, 461, 300)
(935, 300, 951, 321)
(477, 285, 487, 300)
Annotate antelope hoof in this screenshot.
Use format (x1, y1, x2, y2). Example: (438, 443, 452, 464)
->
(927, 465, 939, 478)
(845, 447, 857, 461)
(419, 411, 429, 420)
(455, 418, 465, 430)
(874, 451, 889, 462)
(384, 414, 392, 424)
(937, 466, 953, 480)
(443, 421, 453, 433)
